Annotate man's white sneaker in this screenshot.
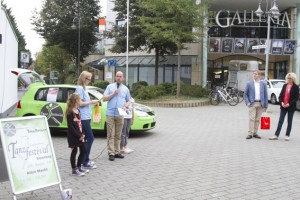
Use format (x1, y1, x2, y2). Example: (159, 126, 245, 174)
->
(285, 136, 290, 141)
(124, 148, 134, 154)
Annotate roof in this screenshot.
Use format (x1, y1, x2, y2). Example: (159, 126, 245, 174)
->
(87, 55, 198, 69)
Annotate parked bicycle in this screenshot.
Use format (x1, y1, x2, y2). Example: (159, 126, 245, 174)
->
(228, 87, 244, 103)
(209, 86, 239, 106)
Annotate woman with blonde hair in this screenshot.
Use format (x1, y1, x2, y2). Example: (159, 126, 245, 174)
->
(269, 72, 299, 141)
(75, 71, 99, 169)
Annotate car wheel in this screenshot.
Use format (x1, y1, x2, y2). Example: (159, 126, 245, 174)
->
(271, 94, 277, 104)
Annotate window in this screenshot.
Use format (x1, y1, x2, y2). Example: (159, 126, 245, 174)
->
(35, 88, 48, 101)
(35, 88, 65, 103)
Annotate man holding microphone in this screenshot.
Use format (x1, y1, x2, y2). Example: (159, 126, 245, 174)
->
(103, 71, 131, 161)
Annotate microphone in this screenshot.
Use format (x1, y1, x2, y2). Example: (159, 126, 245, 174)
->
(117, 83, 120, 89)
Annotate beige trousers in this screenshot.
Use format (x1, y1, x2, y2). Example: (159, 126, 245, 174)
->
(248, 102, 264, 136)
(106, 116, 124, 155)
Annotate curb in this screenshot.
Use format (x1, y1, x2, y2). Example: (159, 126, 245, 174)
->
(141, 100, 211, 108)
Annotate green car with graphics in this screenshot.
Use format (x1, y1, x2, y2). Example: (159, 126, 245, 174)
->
(16, 84, 156, 132)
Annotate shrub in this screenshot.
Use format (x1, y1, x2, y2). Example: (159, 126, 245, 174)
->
(180, 85, 209, 97)
(135, 85, 164, 100)
(93, 80, 110, 90)
(159, 82, 176, 95)
(131, 81, 148, 97)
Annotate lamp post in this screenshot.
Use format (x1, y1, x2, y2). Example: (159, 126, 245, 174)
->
(72, 17, 81, 77)
(126, 0, 129, 86)
(255, 0, 280, 80)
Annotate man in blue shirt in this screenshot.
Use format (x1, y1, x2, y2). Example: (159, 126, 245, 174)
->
(103, 71, 131, 161)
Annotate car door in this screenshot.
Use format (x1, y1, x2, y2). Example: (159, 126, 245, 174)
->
(35, 87, 66, 128)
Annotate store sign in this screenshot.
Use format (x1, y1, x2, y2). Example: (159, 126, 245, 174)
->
(215, 10, 291, 29)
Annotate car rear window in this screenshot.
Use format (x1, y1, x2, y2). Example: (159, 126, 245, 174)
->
(19, 72, 43, 87)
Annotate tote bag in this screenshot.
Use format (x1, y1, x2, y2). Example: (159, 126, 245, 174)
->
(260, 114, 270, 130)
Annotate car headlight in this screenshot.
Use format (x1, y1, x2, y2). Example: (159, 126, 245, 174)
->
(135, 110, 149, 117)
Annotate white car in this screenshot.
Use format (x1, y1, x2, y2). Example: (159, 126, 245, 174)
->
(266, 79, 285, 104)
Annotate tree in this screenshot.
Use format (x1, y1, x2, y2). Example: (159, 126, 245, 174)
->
(35, 44, 74, 84)
(1, 0, 32, 67)
(107, 0, 178, 86)
(139, 0, 210, 98)
(32, 0, 101, 68)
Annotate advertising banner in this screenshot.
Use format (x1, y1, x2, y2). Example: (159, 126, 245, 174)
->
(0, 116, 61, 195)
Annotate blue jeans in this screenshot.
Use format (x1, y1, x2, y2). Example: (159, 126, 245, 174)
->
(81, 119, 94, 165)
(275, 109, 295, 137)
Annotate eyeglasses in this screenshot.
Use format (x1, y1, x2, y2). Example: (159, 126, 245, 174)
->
(287, 77, 292, 80)
(85, 78, 91, 81)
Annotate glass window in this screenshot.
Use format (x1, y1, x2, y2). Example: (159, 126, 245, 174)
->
(35, 88, 48, 101)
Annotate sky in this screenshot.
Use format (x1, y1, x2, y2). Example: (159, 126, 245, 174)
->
(3, 0, 107, 60)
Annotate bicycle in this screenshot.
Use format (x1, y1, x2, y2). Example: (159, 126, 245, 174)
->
(228, 87, 244, 103)
(209, 86, 239, 106)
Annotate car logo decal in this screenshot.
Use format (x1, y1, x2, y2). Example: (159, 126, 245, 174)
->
(40, 103, 63, 127)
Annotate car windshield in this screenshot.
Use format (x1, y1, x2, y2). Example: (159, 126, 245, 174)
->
(271, 81, 285, 88)
(88, 88, 104, 99)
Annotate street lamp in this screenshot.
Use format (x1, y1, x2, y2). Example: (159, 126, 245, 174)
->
(126, 0, 129, 86)
(72, 17, 81, 77)
(255, 0, 280, 80)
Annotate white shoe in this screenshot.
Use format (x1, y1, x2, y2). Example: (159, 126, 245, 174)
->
(124, 148, 134, 154)
(88, 161, 95, 165)
(285, 136, 290, 141)
(269, 136, 278, 140)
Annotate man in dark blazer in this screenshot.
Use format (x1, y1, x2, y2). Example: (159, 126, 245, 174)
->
(244, 70, 268, 139)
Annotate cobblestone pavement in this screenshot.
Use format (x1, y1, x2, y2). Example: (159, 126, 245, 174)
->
(1, 103, 300, 200)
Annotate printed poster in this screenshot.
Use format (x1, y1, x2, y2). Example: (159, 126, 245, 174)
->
(0, 116, 61, 194)
(271, 39, 284, 55)
(209, 38, 221, 53)
(221, 38, 233, 53)
(234, 38, 246, 54)
(283, 40, 296, 55)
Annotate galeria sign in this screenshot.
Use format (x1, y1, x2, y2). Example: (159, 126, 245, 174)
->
(215, 10, 291, 29)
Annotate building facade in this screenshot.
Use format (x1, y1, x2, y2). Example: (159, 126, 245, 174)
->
(88, 0, 300, 87)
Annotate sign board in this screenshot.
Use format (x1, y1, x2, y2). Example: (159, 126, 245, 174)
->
(20, 51, 30, 63)
(0, 116, 61, 195)
(108, 59, 117, 67)
(252, 45, 267, 50)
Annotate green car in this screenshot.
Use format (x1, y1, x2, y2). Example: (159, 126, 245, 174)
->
(16, 84, 156, 132)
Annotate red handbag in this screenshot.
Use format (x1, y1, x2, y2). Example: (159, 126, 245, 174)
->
(260, 116, 270, 130)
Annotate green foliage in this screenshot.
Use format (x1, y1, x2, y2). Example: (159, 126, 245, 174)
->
(133, 82, 209, 100)
(35, 44, 73, 84)
(131, 81, 148, 97)
(159, 82, 176, 95)
(32, 0, 101, 62)
(180, 84, 209, 97)
(135, 85, 164, 100)
(93, 80, 110, 90)
(109, 0, 210, 87)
